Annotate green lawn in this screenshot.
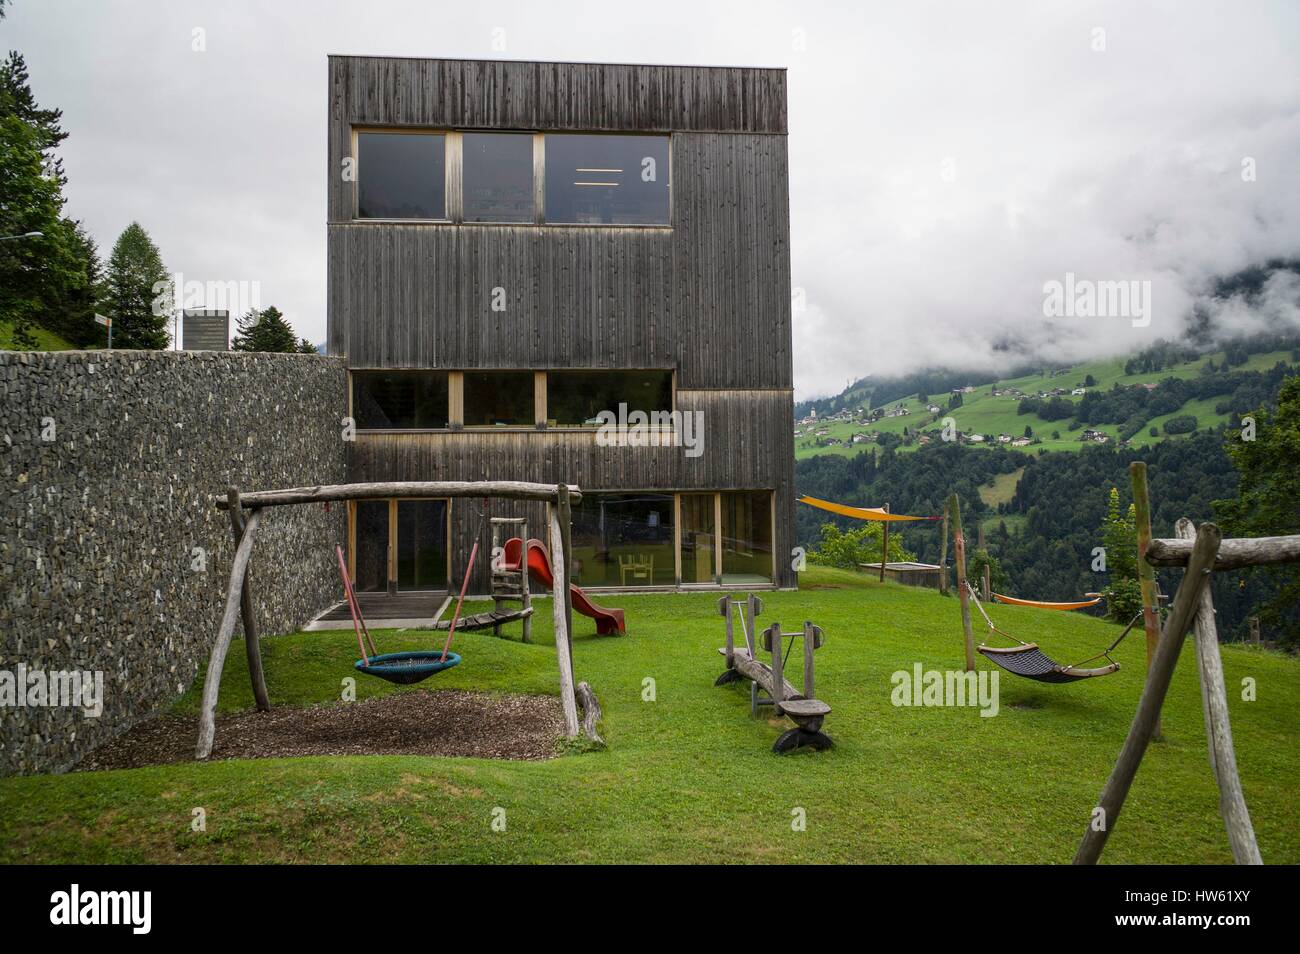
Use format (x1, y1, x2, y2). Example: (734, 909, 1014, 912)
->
(797, 350, 1297, 460)
(2, 566, 1296, 864)
(0, 320, 74, 351)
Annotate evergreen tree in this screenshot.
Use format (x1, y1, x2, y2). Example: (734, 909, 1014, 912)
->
(0, 46, 100, 349)
(103, 222, 170, 349)
(1099, 487, 1141, 621)
(231, 306, 299, 353)
(1214, 376, 1300, 646)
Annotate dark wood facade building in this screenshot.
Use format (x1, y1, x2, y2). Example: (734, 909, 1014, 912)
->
(327, 55, 795, 594)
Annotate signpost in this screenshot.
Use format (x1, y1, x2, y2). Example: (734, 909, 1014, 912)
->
(94, 313, 112, 349)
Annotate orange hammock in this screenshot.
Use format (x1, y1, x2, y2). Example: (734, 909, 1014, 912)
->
(797, 495, 938, 522)
(992, 592, 1102, 611)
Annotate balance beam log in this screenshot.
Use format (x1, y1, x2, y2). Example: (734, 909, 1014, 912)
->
(1147, 534, 1300, 570)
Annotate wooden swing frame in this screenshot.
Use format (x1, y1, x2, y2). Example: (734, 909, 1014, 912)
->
(196, 481, 588, 760)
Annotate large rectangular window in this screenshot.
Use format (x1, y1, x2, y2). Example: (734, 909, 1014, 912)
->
(353, 371, 450, 429)
(720, 492, 774, 584)
(543, 134, 670, 225)
(463, 132, 535, 223)
(570, 492, 675, 587)
(357, 132, 446, 219)
(462, 371, 535, 427)
(546, 370, 673, 426)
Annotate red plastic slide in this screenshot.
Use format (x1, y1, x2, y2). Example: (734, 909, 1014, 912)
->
(504, 538, 626, 635)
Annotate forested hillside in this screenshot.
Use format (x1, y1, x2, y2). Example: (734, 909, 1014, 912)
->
(794, 431, 1288, 644)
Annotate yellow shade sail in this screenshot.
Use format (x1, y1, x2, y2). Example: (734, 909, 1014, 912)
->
(797, 495, 936, 522)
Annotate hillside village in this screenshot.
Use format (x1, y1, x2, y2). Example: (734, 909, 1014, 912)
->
(796, 380, 1109, 452)
(794, 345, 1295, 461)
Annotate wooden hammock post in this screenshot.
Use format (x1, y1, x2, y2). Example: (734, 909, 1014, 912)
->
(880, 503, 889, 582)
(978, 521, 990, 601)
(949, 493, 975, 671)
(1176, 519, 1262, 864)
(197, 506, 264, 760)
(1130, 462, 1162, 737)
(938, 500, 950, 594)
(227, 487, 270, 713)
(1073, 521, 1221, 865)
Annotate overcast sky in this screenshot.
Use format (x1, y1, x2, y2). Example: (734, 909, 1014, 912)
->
(6, 0, 1299, 398)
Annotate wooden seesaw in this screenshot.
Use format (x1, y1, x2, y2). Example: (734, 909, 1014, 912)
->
(713, 594, 832, 753)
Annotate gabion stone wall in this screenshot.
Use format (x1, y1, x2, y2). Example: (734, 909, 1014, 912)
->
(0, 350, 348, 775)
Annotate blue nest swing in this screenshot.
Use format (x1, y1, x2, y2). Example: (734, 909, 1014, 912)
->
(354, 650, 461, 686)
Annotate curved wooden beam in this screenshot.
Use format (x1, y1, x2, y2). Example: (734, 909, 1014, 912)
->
(196, 507, 263, 760)
(215, 481, 582, 510)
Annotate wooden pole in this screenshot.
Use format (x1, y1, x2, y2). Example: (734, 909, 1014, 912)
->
(978, 520, 990, 601)
(803, 620, 817, 699)
(949, 493, 975, 672)
(719, 595, 735, 670)
(520, 516, 532, 644)
(547, 507, 580, 738)
(196, 507, 263, 759)
(938, 499, 950, 595)
(216, 480, 584, 509)
(1130, 462, 1162, 738)
(880, 503, 889, 583)
(227, 488, 270, 713)
(557, 484, 576, 679)
(1073, 521, 1222, 864)
(1147, 533, 1300, 569)
(1177, 519, 1262, 864)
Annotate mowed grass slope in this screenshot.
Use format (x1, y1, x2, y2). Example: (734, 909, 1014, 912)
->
(1, 567, 1296, 864)
(796, 349, 1296, 460)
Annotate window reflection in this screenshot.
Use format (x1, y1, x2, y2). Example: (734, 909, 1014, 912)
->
(357, 132, 446, 219)
(463, 132, 534, 223)
(544, 134, 670, 225)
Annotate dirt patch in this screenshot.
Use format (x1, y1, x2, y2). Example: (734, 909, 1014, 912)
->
(77, 690, 565, 771)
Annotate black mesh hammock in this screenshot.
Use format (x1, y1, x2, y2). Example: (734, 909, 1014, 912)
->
(966, 583, 1142, 683)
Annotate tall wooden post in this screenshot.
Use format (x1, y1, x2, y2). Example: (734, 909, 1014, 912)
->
(880, 503, 889, 583)
(557, 484, 576, 682)
(227, 487, 270, 712)
(197, 507, 263, 759)
(1130, 462, 1162, 737)
(548, 501, 580, 739)
(949, 493, 975, 671)
(938, 500, 950, 594)
(978, 521, 990, 601)
(1074, 522, 1221, 864)
(1177, 520, 1262, 864)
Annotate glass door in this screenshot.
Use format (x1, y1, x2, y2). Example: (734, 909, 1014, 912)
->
(720, 491, 775, 585)
(679, 493, 717, 584)
(353, 500, 390, 592)
(396, 499, 449, 591)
